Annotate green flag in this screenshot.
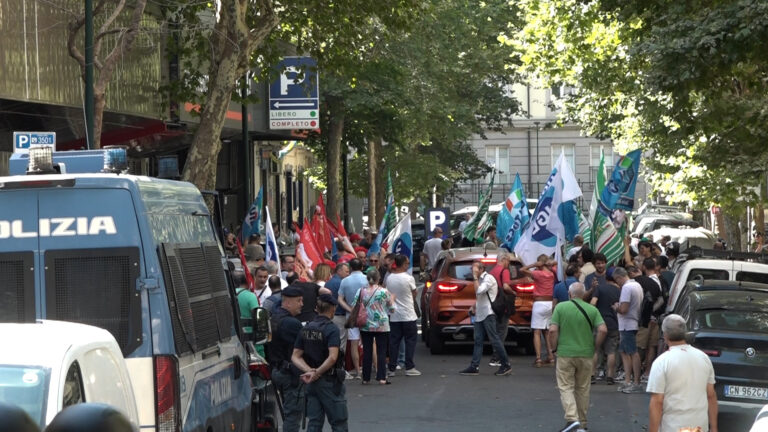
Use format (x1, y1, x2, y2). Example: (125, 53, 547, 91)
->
(463, 170, 496, 243)
(591, 151, 624, 265)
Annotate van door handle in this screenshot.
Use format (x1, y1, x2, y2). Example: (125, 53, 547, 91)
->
(202, 345, 221, 360)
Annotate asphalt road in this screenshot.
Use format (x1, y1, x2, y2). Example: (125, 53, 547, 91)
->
(333, 341, 757, 432)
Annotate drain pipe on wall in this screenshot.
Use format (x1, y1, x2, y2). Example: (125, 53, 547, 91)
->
(526, 85, 532, 192)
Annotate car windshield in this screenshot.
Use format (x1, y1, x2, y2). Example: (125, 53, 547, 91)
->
(694, 310, 768, 333)
(0, 365, 50, 426)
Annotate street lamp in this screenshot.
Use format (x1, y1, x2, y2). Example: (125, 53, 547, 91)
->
(534, 121, 540, 176)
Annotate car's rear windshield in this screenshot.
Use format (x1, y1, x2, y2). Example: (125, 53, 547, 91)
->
(687, 269, 729, 282)
(449, 263, 474, 281)
(0, 365, 50, 426)
(695, 310, 768, 333)
(736, 272, 768, 284)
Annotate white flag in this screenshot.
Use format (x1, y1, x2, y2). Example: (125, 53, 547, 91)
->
(514, 153, 582, 270)
(384, 214, 414, 274)
(265, 208, 281, 275)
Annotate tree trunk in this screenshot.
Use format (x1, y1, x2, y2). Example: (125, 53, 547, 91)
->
(374, 137, 385, 228)
(367, 138, 377, 230)
(326, 96, 345, 220)
(724, 213, 742, 251)
(183, 49, 241, 194)
(93, 93, 106, 149)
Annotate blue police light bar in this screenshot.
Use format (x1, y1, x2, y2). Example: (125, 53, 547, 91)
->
(9, 149, 130, 175)
(102, 146, 129, 173)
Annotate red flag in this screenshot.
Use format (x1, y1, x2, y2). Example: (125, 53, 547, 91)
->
(298, 218, 324, 271)
(314, 196, 333, 252)
(335, 214, 355, 255)
(235, 238, 256, 294)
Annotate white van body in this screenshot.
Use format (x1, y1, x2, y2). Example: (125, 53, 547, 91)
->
(0, 320, 139, 428)
(666, 259, 768, 313)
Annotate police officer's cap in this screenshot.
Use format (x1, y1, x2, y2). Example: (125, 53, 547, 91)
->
(282, 286, 303, 297)
(44, 403, 134, 432)
(0, 402, 40, 432)
(317, 293, 338, 306)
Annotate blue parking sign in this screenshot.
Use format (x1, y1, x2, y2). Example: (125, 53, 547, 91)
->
(13, 132, 56, 153)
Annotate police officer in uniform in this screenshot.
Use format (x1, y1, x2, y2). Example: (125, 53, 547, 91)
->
(267, 286, 304, 432)
(292, 294, 348, 432)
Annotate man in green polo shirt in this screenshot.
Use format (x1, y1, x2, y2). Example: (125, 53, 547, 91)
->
(549, 282, 607, 432)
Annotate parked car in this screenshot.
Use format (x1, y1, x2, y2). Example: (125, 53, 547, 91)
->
(632, 213, 700, 237)
(0, 321, 139, 428)
(666, 252, 768, 314)
(671, 287, 768, 415)
(420, 247, 535, 354)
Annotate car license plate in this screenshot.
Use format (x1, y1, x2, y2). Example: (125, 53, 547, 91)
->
(724, 385, 768, 400)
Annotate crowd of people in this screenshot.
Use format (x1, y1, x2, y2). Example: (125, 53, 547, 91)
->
(228, 215, 719, 432)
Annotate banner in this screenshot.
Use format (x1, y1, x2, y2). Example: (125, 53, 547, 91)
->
(240, 187, 263, 241)
(600, 149, 642, 212)
(313, 196, 333, 253)
(264, 208, 281, 275)
(385, 214, 414, 274)
(296, 219, 323, 272)
(514, 153, 582, 268)
(590, 150, 625, 265)
(497, 173, 530, 251)
(463, 169, 496, 243)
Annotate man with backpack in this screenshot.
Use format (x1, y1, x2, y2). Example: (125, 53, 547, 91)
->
(488, 250, 522, 367)
(459, 261, 513, 376)
(549, 282, 607, 432)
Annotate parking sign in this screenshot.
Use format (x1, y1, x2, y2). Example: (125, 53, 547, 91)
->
(13, 132, 56, 153)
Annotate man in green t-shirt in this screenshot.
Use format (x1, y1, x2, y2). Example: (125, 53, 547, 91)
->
(549, 282, 607, 432)
(234, 271, 261, 335)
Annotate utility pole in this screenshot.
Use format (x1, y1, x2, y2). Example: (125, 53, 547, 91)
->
(84, 0, 94, 150)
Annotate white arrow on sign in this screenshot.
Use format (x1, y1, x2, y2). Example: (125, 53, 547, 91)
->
(272, 101, 315, 109)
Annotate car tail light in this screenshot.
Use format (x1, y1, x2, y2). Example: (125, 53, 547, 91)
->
(702, 349, 721, 357)
(480, 258, 497, 264)
(249, 362, 271, 380)
(154, 355, 180, 432)
(516, 284, 535, 293)
(437, 283, 461, 292)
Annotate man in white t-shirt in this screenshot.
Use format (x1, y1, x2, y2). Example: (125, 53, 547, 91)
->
(421, 227, 444, 272)
(611, 266, 644, 393)
(647, 314, 718, 432)
(386, 254, 421, 377)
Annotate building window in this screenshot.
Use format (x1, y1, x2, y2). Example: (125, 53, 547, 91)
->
(485, 146, 509, 184)
(550, 143, 575, 173)
(590, 143, 615, 181)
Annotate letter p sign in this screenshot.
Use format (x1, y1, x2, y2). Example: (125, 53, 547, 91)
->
(427, 208, 450, 238)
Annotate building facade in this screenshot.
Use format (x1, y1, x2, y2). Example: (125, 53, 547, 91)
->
(447, 85, 649, 213)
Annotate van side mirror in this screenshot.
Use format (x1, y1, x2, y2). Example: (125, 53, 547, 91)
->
(252, 307, 271, 344)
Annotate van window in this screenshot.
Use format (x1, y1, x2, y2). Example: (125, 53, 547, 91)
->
(159, 242, 235, 354)
(687, 269, 729, 282)
(0, 366, 50, 426)
(44, 248, 142, 356)
(0, 252, 35, 323)
(736, 272, 768, 284)
(63, 362, 85, 408)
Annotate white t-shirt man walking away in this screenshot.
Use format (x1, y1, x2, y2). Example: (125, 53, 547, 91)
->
(647, 314, 717, 432)
(386, 255, 421, 376)
(421, 228, 444, 271)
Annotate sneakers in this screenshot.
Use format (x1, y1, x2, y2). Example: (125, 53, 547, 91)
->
(590, 375, 597, 384)
(494, 364, 513, 376)
(606, 377, 615, 385)
(387, 370, 396, 378)
(622, 383, 646, 394)
(405, 368, 422, 376)
(459, 366, 479, 376)
(345, 371, 355, 380)
(559, 421, 581, 432)
(489, 359, 502, 367)
(396, 364, 403, 370)
(616, 382, 631, 392)
(615, 370, 625, 381)
(640, 375, 649, 383)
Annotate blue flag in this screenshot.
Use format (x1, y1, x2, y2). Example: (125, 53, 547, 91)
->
(264, 207, 281, 274)
(385, 215, 413, 274)
(600, 149, 642, 212)
(368, 181, 396, 256)
(497, 173, 530, 251)
(241, 187, 263, 241)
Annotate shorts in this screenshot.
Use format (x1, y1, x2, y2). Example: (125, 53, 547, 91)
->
(599, 329, 619, 356)
(347, 327, 360, 341)
(531, 301, 553, 330)
(619, 330, 638, 355)
(636, 322, 660, 349)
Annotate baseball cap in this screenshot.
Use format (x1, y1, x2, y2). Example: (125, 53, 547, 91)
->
(281, 286, 303, 298)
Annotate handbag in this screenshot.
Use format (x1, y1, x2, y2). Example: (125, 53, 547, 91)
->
(413, 295, 421, 318)
(345, 287, 376, 329)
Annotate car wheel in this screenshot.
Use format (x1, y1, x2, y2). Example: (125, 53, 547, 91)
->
(429, 326, 445, 355)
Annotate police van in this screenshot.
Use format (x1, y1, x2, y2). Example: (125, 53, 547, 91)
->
(0, 147, 268, 431)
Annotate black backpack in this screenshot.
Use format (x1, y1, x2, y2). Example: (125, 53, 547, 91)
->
(489, 269, 516, 317)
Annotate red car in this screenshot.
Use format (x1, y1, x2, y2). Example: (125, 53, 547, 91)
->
(421, 247, 535, 354)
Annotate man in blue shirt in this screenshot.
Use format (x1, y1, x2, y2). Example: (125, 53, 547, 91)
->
(553, 264, 580, 310)
(326, 263, 350, 356)
(337, 259, 367, 378)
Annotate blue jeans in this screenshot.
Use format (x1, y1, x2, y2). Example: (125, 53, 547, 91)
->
(388, 321, 418, 371)
(471, 314, 509, 368)
(306, 377, 348, 432)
